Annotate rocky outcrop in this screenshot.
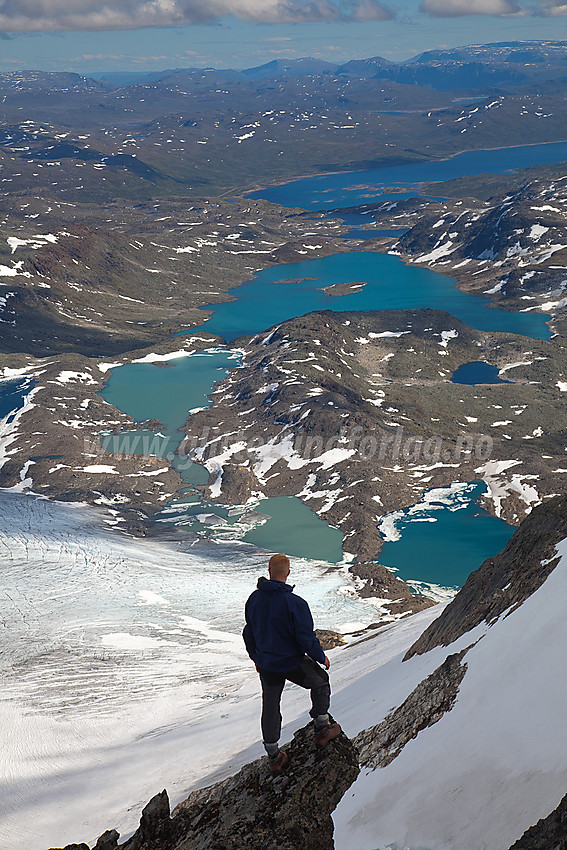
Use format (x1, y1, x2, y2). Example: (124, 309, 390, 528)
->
(212, 463, 257, 505)
(351, 561, 434, 616)
(405, 495, 567, 659)
(354, 649, 468, 769)
(52, 723, 359, 850)
(171, 722, 358, 850)
(315, 628, 345, 649)
(508, 791, 567, 850)
(93, 832, 121, 850)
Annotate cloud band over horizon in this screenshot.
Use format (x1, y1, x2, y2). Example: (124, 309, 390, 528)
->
(0, 0, 565, 32)
(0, 0, 392, 32)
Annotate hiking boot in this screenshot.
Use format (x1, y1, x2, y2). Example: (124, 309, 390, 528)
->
(314, 721, 341, 746)
(269, 749, 288, 775)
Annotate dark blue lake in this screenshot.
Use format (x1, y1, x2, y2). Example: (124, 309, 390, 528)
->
(0, 377, 34, 423)
(250, 140, 567, 210)
(451, 361, 509, 384)
(194, 251, 550, 342)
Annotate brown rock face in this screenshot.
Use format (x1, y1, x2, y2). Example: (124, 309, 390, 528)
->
(508, 791, 567, 850)
(405, 494, 567, 660)
(354, 649, 468, 769)
(55, 722, 359, 850)
(214, 463, 257, 505)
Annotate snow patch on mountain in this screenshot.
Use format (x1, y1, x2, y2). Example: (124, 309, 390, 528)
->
(332, 536, 567, 850)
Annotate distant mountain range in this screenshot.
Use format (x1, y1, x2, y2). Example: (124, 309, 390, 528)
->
(83, 40, 567, 91)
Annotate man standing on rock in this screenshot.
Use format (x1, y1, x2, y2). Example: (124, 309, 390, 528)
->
(243, 553, 341, 775)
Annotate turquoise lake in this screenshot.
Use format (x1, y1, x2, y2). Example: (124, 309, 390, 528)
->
(156, 492, 345, 564)
(97, 139, 567, 589)
(100, 351, 240, 485)
(243, 496, 344, 563)
(380, 482, 512, 591)
(196, 251, 551, 342)
(100, 351, 240, 438)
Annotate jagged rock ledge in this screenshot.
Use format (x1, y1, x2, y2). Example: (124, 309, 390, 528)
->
(49, 723, 359, 850)
(508, 791, 567, 850)
(354, 648, 469, 769)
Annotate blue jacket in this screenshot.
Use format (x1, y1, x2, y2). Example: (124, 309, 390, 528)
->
(243, 577, 326, 673)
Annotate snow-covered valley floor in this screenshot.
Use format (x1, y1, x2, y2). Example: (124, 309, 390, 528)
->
(3, 489, 565, 850)
(0, 489, 413, 849)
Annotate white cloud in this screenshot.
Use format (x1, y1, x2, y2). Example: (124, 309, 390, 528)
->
(420, 0, 520, 15)
(348, 0, 392, 20)
(0, 0, 392, 32)
(536, 0, 567, 13)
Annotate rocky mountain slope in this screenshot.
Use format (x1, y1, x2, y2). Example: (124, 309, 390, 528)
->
(51, 494, 567, 850)
(0, 194, 347, 358)
(345, 174, 567, 321)
(3, 47, 567, 201)
(181, 308, 567, 562)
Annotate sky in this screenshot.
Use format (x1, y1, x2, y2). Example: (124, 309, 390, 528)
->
(0, 0, 566, 74)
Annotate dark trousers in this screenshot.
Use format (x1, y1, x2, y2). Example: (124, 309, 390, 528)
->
(259, 655, 330, 744)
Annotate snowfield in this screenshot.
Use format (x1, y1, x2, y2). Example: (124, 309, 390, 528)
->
(2, 489, 565, 849)
(0, 489, 391, 850)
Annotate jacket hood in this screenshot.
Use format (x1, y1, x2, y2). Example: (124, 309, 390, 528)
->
(256, 576, 294, 593)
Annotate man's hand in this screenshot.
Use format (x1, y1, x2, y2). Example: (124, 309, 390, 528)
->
(324, 655, 330, 670)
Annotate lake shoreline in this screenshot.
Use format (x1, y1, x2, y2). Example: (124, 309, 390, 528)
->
(243, 137, 567, 196)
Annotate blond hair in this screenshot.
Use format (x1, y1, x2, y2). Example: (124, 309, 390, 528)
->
(268, 553, 290, 580)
